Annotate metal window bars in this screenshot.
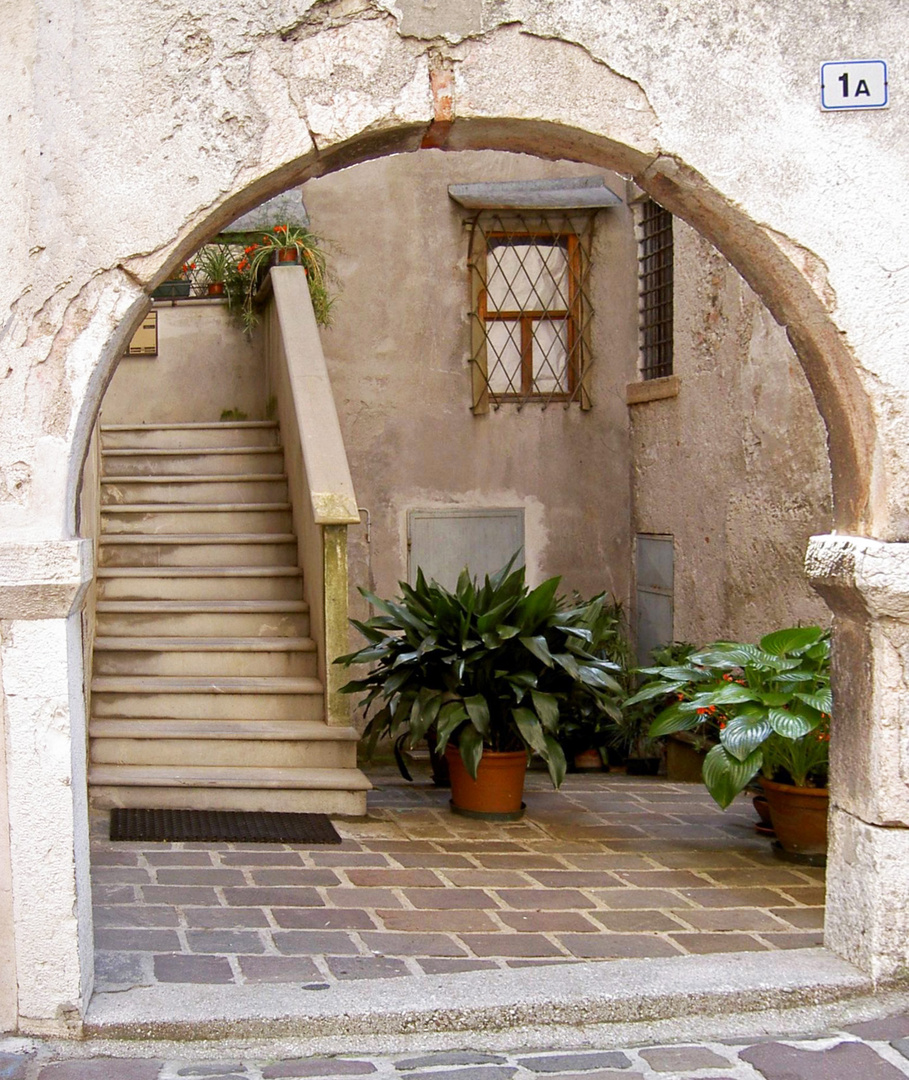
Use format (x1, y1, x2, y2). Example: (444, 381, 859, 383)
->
(639, 200, 673, 380)
(468, 212, 594, 412)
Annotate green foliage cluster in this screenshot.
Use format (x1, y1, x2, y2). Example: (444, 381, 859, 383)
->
(230, 224, 334, 331)
(196, 243, 234, 285)
(607, 640, 695, 761)
(625, 626, 832, 807)
(336, 557, 624, 789)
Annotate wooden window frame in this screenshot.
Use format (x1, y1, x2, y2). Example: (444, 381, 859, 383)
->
(468, 214, 594, 413)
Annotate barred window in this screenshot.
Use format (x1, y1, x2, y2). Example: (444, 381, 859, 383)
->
(468, 213, 594, 411)
(638, 200, 673, 380)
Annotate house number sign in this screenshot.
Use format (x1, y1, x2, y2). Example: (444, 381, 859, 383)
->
(821, 60, 888, 110)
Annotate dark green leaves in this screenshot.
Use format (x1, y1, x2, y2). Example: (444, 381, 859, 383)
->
(703, 745, 763, 809)
(335, 554, 626, 790)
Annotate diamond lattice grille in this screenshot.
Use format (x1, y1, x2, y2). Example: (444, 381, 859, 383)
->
(469, 213, 594, 411)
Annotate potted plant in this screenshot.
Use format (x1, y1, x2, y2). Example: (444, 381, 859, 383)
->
(557, 598, 629, 770)
(196, 244, 234, 297)
(632, 641, 711, 781)
(624, 626, 831, 857)
(233, 224, 334, 331)
(336, 557, 624, 818)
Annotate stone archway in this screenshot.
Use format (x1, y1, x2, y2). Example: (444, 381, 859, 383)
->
(4, 1, 909, 1033)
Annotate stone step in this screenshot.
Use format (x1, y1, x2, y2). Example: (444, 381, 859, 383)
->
(95, 600, 310, 638)
(101, 447, 286, 477)
(100, 421, 280, 450)
(91, 674, 325, 720)
(92, 636, 317, 677)
(89, 762, 371, 789)
(89, 780, 369, 815)
(90, 733, 357, 769)
(98, 534, 299, 568)
(101, 504, 294, 535)
(101, 474, 290, 505)
(89, 718, 359, 741)
(97, 567, 304, 602)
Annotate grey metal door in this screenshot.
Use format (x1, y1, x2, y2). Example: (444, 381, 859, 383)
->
(407, 508, 525, 590)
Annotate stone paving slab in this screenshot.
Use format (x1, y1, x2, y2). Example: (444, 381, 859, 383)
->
(6, 1017, 909, 1079)
(90, 765, 825, 991)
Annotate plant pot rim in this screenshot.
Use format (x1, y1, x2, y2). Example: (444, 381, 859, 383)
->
(761, 777, 829, 797)
(444, 745, 527, 761)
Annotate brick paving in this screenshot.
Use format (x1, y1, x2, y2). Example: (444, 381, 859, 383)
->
(5, 1019, 909, 1078)
(91, 763, 825, 991)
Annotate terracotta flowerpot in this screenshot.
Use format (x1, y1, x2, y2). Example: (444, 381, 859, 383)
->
(761, 778, 828, 858)
(276, 248, 299, 264)
(207, 281, 225, 296)
(752, 792, 775, 836)
(445, 745, 527, 820)
(573, 748, 605, 771)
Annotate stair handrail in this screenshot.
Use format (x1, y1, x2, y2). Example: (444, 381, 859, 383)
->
(264, 267, 360, 727)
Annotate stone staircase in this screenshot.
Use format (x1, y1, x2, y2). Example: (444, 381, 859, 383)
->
(88, 421, 370, 815)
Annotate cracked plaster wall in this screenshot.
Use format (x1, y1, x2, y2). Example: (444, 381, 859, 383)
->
(632, 220, 833, 644)
(1, 1, 905, 547)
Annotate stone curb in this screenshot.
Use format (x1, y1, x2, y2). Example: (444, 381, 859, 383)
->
(80, 948, 885, 1043)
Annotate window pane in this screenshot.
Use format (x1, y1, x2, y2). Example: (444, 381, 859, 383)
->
(531, 319, 568, 393)
(486, 320, 523, 394)
(487, 242, 569, 312)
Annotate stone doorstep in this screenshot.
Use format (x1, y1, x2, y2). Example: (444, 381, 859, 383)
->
(79, 947, 881, 1044)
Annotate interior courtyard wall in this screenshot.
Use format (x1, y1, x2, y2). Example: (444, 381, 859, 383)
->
(632, 221, 834, 646)
(100, 304, 266, 426)
(300, 150, 638, 631)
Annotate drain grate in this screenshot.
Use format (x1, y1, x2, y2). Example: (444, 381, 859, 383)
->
(110, 807, 342, 844)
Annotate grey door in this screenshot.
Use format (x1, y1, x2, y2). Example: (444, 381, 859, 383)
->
(407, 508, 525, 590)
(635, 534, 674, 665)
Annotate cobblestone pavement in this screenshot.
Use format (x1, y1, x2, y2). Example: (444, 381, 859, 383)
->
(92, 765, 824, 990)
(4, 1012, 909, 1078)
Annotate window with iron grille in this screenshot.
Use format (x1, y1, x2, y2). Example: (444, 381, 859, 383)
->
(638, 200, 673, 380)
(468, 213, 594, 411)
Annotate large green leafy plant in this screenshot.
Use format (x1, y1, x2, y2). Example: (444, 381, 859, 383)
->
(336, 558, 624, 789)
(556, 597, 629, 763)
(624, 626, 831, 807)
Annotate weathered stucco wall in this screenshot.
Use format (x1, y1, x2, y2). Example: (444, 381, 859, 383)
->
(302, 150, 637, 622)
(101, 303, 266, 425)
(632, 222, 833, 645)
